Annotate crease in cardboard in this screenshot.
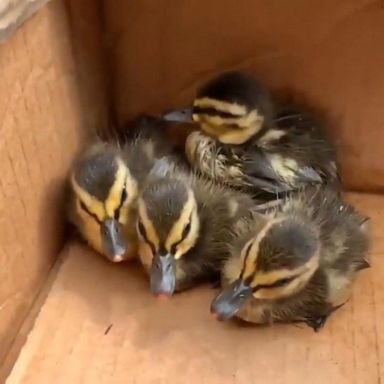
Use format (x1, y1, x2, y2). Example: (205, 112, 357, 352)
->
(0, 292, 22, 312)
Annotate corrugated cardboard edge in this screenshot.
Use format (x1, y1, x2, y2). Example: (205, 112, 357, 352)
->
(0, 0, 51, 44)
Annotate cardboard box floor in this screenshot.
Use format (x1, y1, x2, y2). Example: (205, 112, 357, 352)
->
(6, 193, 384, 384)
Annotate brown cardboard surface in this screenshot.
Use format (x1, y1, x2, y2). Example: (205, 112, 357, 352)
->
(104, 0, 384, 192)
(66, 0, 111, 133)
(6, 193, 384, 384)
(0, 0, 107, 371)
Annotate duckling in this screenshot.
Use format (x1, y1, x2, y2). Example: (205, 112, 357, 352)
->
(163, 71, 339, 198)
(210, 185, 370, 331)
(136, 158, 257, 297)
(68, 115, 184, 263)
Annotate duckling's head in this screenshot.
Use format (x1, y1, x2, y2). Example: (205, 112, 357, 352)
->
(192, 71, 273, 144)
(137, 177, 200, 297)
(211, 217, 320, 320)
(70, 143, 138, 262)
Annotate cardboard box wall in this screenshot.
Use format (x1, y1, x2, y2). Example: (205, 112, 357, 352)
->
(1, 0, 384, 381)
(104, 0, 384, 192)
(0, 0, 108, 375)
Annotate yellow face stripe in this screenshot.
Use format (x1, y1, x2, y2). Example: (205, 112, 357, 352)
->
(165, 190, 198, 259)
(193, 97, 247, 116)
(197, 110, 264, 145)
(242, 220, 279, 280)
(72, 158, 138, 224)
(252, 265, 306, 287)
(217, 126, 261, 145)
(105, 158, 128, 217)
(71, 174, 105, 221)
(252, 255, 320, 300)
(137, 198, 160, 251)
(173, 208, 200, 259)
(165, 190, 194, 249)
(201, 110, 262, 128)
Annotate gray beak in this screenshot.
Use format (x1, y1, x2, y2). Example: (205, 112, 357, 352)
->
(100, 218, 127, 262)
(210, 280, 253, 321)
(150, 253, 176, 296)
(162, 107, 194, 123)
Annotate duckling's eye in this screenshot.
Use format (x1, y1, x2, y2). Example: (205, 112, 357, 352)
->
(114, 186, 128, 220)
(193, 106, 237, 119)
(137, 220, 146, 239)
(264, 276, 295, 289)
(121, 186, 128, 204)
(182, 221, 192, 239)
(169, 220, 192, 254)
(252, 275, 297, 292)
(272, 277, 294, 287)
(80, 201, 88, 213)
(170, 243, 177, 254)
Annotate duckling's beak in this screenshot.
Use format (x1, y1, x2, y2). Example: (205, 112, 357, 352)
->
(150, 253, 176, 297)
(100, 218, 127, 262)
(210, 280, 253, 321)
(162, 107, 194, 123)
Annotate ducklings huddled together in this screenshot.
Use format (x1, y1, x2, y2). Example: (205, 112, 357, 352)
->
(68, 70, 370, 332)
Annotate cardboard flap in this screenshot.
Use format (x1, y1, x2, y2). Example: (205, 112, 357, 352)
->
(0, 0, 51, 43)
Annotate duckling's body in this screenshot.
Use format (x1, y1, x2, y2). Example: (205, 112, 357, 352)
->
(186, 104, 338, 197)
(164, 71, 339, 198)
(68, 116, 183, 262)
(137, 162, 256, 296)
(211, 186, 370, 331)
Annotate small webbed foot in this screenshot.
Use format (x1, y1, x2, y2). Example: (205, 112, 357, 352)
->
(306, 315, 329, 332)
(356, 259, 370, 271)
(306, 302, 347, 332)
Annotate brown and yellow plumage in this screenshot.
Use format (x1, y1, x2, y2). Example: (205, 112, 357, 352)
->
(211, 185, 370, 331)
(68, 116, 185, 263)
(136, 161, 257, 297)
(164, 71, 340, 200)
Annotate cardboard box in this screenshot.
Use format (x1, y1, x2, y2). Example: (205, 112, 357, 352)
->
(1, 1, 383, 382)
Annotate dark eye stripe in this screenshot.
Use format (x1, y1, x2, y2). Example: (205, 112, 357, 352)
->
(193, 106, 241, 119)
(225, 123, 244, 130)
(137, 220, 156, 254)
(80, 201, 101, 224)
(114, 185, 128, 220)
(170, 217, 192, 254)
(252, 275, 298, 291)
(181, 221, 191, 239)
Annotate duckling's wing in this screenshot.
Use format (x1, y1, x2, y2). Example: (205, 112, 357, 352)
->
(295, 166, 323, 183)
(244, 174, 293, 194)
(243, 149, 321, 194)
